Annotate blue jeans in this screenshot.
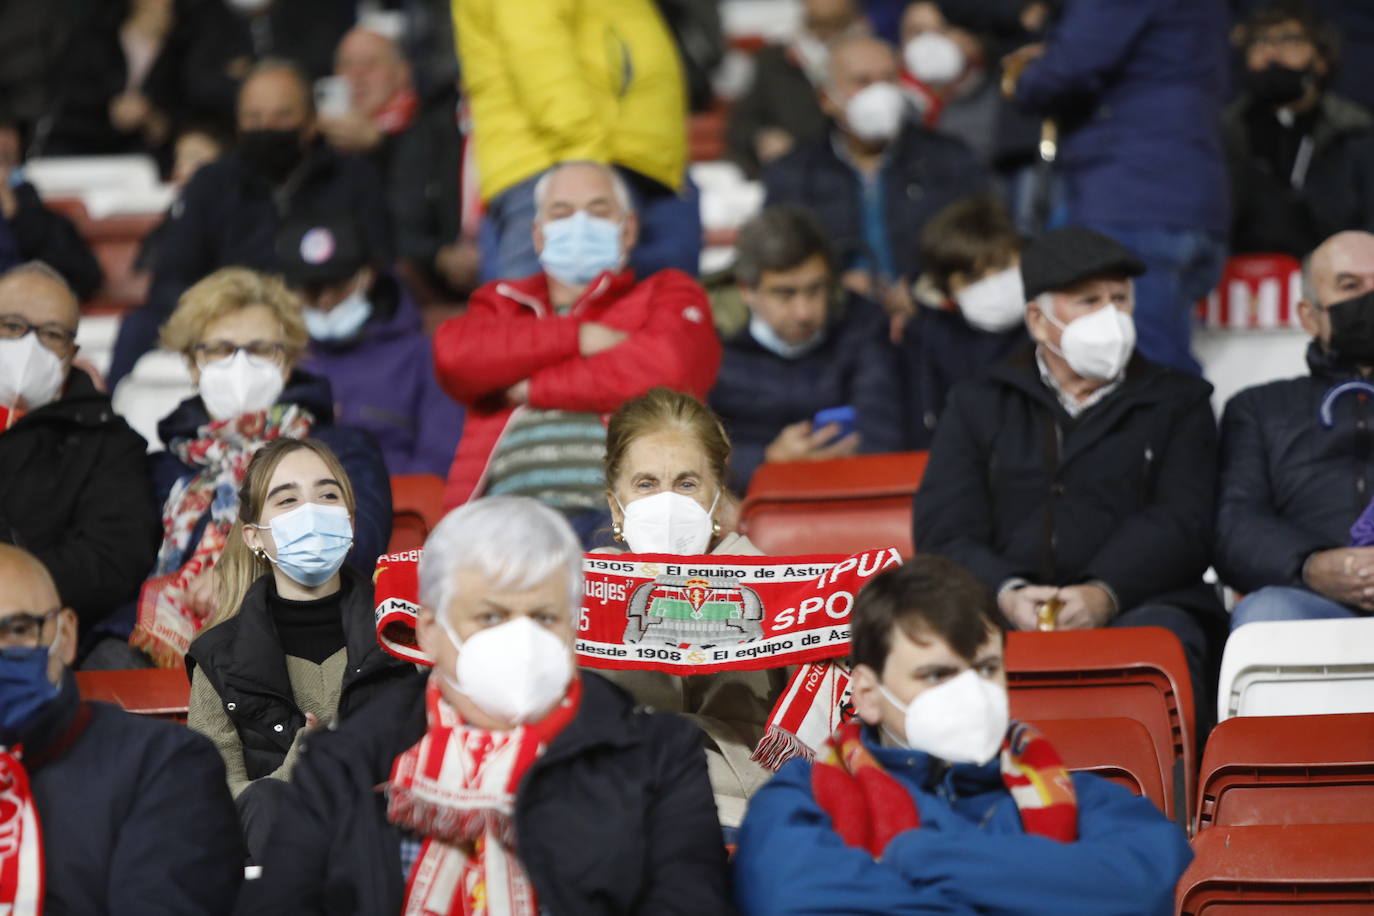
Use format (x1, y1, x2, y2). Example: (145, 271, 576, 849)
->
(1078, 222, 1226, 376)
(479, 171, 543, 283)
(1230, 586, 1360, 631)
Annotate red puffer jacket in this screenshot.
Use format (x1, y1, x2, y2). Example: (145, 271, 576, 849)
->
(433, 268, 722, 507)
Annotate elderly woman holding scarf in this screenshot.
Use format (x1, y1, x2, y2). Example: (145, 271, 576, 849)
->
(186, 437, 413, 858)
(130, 267, 391, 667)
(237, 495, 733, 915)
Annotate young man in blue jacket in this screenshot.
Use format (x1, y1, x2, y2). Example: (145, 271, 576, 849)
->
(734, 554, 1191, 916)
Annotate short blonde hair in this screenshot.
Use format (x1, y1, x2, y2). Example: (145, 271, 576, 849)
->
(159, 267, 308, 357)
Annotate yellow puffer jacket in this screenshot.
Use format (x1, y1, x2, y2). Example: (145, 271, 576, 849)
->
(454, 0, 687, 202)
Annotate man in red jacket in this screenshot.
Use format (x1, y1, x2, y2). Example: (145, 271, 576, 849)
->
(433, 160, 721, 539)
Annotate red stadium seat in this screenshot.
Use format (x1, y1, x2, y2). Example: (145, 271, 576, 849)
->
(738, 451, 927, 557)
(389, 474, 447, 553)
(1029, 716, 1168, 815)
(689, 104, 730, 162)
(75, 668, 189, 722)
(48, 197, 160, 312)
(1005, 627, 1195, 824)
(1196, 253, 1303, 330)
(1176, 823, 1374, 914)
(1195, 713, 1374, 833)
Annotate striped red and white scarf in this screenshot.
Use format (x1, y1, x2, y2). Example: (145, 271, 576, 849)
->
(0, 747, 43, 915)
(386, 679, 582, 916)
(813, 719, 1078, 857)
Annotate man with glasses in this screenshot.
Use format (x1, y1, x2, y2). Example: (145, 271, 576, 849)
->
(0, 542, 242, 914)
(1224, 0, 1374, 258)
(0, 262, 159, 665)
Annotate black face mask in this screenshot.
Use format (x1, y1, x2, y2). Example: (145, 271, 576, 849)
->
(238, 129, 304, 184)
(1327, 289, 1374, 365)
(1246, 63, 1310, 107)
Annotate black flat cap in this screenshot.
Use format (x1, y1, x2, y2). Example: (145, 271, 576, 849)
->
(1020, 226, 1146, 300)
(276, 215, 368, 289)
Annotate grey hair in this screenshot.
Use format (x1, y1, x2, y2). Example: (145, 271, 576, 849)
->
(533, 160, 633, 219)
(1035, 278, 1135, 319)
(417, 496, 584, 623)
(1300, 251, 1318, 305)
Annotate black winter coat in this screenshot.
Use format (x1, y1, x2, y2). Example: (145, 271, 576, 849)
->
(0, 368, 159, 630)
(26, 672, 243, 915)
(186, 568, 415, 781)
(914, 346, 1222, 618)
(1215, 342, 1374, 593)
(236, 672, 735, 916)
(725, 44, 828, 178)
(6, 183, 104, 300)
(709, 294, 904, 491)
(763, 123, 989, 283)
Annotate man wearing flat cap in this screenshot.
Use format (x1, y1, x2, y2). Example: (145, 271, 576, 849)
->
(914, 226, 1224, 723)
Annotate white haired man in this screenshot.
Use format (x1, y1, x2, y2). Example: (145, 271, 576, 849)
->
(432, 161, 722, 542)
(239, 496, 732, 915)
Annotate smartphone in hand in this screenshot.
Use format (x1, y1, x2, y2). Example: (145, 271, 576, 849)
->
(812, 405, 857, 444)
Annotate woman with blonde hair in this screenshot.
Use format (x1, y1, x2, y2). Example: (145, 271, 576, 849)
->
(186, 437, 414, 852)
(131, 267, 391, 666)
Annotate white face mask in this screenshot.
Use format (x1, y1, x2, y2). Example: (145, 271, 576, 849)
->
(903, 32, 966, 86)
(843, 82, 906, 144)
(0, 333, 64, 411)
(226, 0, 272, 13)
(955, 267, 1026, 333)
(439, 615, 573, 725)
(616, 490, 718, 555)
(880, 669, 1009, 765)
(198, 350, 286, 421)
(1040, 299, 1136, 381)
(749, 314, 825, 359)
(304, 288, 372, 342)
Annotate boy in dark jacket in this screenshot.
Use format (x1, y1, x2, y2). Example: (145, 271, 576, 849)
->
(734, 555, 1191, 915)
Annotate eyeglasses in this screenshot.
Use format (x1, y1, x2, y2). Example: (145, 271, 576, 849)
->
(0, 314, 77, 355)
(0, 607, 60, 649)
(192, 339, 288, 368)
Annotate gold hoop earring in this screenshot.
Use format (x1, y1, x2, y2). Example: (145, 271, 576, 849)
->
(611, 523, 625, 543)
(712, 519, 722, 537)
(253, 547, 267, 563)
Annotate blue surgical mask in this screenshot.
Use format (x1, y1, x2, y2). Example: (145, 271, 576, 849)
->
(0, 645, 59, 745)
(538, 210, 623, 287)
(253, 502, 354, 587)
(304, 289, 372, 341)
(749, 314, 825, 359)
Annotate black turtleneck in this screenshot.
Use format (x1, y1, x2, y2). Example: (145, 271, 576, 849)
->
(268, 577, 347, 665)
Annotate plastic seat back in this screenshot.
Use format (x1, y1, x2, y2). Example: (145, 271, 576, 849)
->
(1197, 253, 1303, 330)
(1029, 716, 1167, 814)
(738, 452, 928, 557)
(1218, 617, 1374, 722)
(1005, 627, 1195, 823)
(389, 474, 447, 553)
(1196, 712, 1374, 833)
(75, 668, 190, 722)
(1177, 824, 1374, 914)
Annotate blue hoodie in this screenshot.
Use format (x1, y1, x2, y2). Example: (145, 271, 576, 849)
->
(734, 726, 1191, 916)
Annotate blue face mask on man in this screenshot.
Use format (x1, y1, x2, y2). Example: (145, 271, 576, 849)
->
(304, 287, 372, 342)
(0, 643, 60, 746)
(538, 210, 623, 287)
(253, 502, 354, 588)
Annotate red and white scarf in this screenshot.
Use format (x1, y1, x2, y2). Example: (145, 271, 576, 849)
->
(132, 405, 313, 666)
(387, 679, 582, 916)
(0, 405, 25, 432)
(374, 87, 419, 135)
(752, 660, 855, 770)
(0, 748, 42, 916)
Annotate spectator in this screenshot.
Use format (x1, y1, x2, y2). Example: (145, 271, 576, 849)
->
(1219, 230, 1374, 628)
(322, 26, 476, 306)
(187, 438, 415, 856)
(0, 543, 243, 914)
(455, 0, 694, 283)
(709, 206, 902, 491)
(433, 161, 721, 539)
(906, 194, 1029, 445)
(1232, 0, 1374, 115)
(734, 555, 1192, 916)
(0, 263, 159, 661)
(0, 120, 104, 300)
(131, 124, 229, 288)
(1004, 0, 1230, 375)
(131, 268, 391, 668)
(107, 57, 392, 388)
(913, 227, 1223, 719)
(281, 215, 464, 477)
(726, 0, 867, 177)
(764, 35, 989, 337)
(237, 496, 733, 914)
(1225, 0, 1374, 258)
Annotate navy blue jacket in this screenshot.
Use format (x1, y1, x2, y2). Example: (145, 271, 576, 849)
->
(1216, 342, 1374, 594)
(734, 726, 1191, 915)
(151, 369, 393, 574)
(709, 296, 904, 491)
(763, 124, 989, 282)
(1014, 0, 1230, 233)
(26, 673, 243, 915)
